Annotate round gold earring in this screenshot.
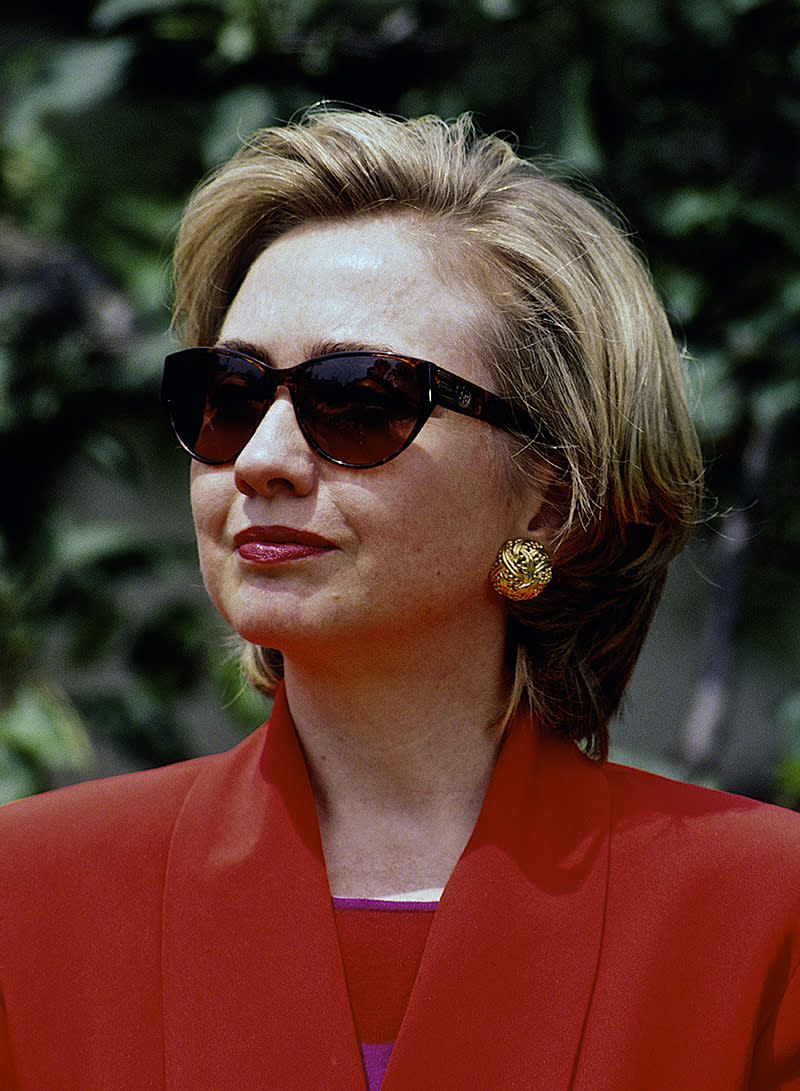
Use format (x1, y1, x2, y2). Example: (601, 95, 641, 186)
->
(489, 538, 552, 601)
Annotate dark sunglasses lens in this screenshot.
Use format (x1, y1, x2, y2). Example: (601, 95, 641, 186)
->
(165, 350, 273, 464)
(294, 355, 424, 466)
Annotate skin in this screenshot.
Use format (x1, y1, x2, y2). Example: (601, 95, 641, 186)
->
(190, 215, 557, 896)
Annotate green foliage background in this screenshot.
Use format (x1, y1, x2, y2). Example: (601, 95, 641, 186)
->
(1, 0, 799, 803)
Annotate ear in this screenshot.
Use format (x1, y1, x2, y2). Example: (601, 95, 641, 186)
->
(515, 458, 570, 557)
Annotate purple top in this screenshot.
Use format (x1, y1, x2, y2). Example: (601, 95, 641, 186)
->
(332, 895, 438, 1089)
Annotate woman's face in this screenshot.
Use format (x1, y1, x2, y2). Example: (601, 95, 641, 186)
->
(190, 215, 546, 673)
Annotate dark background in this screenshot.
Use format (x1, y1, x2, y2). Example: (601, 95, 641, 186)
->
(1, 0, 799, 806)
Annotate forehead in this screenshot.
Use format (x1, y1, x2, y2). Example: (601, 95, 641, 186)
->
(219, 215, 496, 384)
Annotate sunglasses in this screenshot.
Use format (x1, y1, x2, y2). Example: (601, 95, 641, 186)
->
(162, 345, 541, 469)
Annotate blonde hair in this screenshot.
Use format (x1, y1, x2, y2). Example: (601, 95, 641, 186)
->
(172, 108, 703, 759)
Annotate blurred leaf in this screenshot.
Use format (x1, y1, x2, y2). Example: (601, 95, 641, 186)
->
(477, 0, 521, 19)
(4, 39, 134, 137)
(0, 746, 42, 804)
(776, 691, 800, 808)
(751, 380, 800, 432)
(202, 85, 278, 166)
(658, 265, 706, 324)
(82, 431, 143, 484)
(54, 522, 148, 568)
(558, 61, 604, 173)
(91, 0, 212, 32)
(216, 14, 259, 63)
(0, 681, 94, 771)
(687, 353, 745, 442)
(657, 187, 739, 237)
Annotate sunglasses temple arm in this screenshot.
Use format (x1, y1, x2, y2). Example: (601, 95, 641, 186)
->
(433, 368, 550, 443)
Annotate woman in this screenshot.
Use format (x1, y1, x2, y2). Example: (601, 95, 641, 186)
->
(1, 109, 798, 1089)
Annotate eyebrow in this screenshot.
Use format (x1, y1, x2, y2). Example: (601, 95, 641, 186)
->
(215, 338, 275, 364)
(215, 337, 419, 364)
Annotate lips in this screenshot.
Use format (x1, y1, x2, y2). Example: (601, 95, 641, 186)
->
(233, 525, 335, 565)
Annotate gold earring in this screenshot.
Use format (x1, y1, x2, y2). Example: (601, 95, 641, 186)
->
(489, 538, 552, 601)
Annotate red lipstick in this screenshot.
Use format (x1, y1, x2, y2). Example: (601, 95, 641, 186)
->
(233, 525, 335, 565)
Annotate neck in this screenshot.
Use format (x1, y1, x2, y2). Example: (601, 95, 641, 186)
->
(282, 636, 510, 898)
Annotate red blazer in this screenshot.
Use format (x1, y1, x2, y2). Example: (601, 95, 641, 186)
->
(2, 684, 799, 1089)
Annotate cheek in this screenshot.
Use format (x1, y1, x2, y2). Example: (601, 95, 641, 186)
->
(190, 466, 229, 531)
(189, 469, 233, 575)
(379, 441, 512, 579)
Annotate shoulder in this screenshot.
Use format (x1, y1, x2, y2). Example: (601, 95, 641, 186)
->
(602, 757, 800, 839)
(0, 754, 204, 898)
(0, 725, 267, 877)
(0, 758, 208, 972)
(0, 754, 206, 847)
(599, 757, 800, 903)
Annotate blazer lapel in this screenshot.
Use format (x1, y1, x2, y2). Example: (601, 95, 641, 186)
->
(383, 719, 611, 1089)
(162, 690, 609, 1089)
(161, 686, 365, 1090)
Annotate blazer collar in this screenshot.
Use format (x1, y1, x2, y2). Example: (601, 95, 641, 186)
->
(384, 710, 611, 1088)
(162, 686, 610, 1088)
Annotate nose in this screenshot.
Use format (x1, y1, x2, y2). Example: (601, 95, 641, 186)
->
(233, 387, 317, 498)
